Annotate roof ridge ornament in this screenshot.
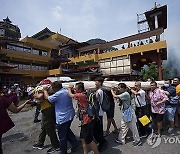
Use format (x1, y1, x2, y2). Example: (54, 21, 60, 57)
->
(3, 16, 12, 23)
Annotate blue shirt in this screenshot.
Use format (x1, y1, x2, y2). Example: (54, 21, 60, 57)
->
(48, 88, 75, 124)
(167, 86, 176, 97)
(166, 85, 178, 106)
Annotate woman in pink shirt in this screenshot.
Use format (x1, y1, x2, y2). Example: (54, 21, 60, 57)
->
(149, 81, 168, 136)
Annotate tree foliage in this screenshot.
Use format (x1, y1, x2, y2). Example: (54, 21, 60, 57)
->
(142, 63, 158, 81)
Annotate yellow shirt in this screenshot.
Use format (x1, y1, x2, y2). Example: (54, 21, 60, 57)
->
(32, 86, 52, 110)
(176, 84, 180, 97)
(41, 99, 52, 111)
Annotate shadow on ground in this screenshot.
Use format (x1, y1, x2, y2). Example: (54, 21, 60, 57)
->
(2, 132, 29, 143)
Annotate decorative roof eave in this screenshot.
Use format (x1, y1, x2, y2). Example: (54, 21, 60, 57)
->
(65, 38, 79, 45)
(31, 27, 55, 39)
(3, 16, 12, 23)
(60, 42, 89, 48)
(44, 33, 70, 44)
(145, 5, 167, 30)
(21, 36, 58, 50)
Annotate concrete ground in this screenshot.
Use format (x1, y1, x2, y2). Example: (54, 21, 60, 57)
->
(2, 103, 180, 154)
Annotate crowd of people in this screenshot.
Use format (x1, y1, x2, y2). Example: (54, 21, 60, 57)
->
(0, 83, 42, 123)
(1, 76, 180, 154)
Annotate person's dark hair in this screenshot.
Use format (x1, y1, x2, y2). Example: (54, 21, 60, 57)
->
(51, 81, 62, 91)
(150, 81, 157, 86)
(167, 79, 172, 84)
(118, 83, 127, 89)
(95, 77, 104, 86)
(76, 82, 85, 91)
(173, 77, 180, 81)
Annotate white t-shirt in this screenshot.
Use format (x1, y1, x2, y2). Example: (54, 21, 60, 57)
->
(27, 86, 34, 96)
(96, 88, 104, 116)
(27, 87, 33, 93)
(134, 89, 146, 107)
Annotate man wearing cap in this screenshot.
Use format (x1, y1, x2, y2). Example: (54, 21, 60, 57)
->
(32, 79, 59, 154)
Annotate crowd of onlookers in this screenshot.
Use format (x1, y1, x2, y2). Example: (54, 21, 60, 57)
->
(0, 83, 35, 103)
(1, 76, 180, 154)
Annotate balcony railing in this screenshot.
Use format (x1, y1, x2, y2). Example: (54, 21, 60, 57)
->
(0, 69, 48, 77)
(0, 48, 51, 63)
(69, 54, 98, 64)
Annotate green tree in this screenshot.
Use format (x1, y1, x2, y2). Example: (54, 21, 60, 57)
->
(142, 63, 158, 81)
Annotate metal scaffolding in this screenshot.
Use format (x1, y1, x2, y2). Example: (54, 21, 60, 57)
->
(137, 13, 150, 34)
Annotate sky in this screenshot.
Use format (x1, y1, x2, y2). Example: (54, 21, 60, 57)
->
(0, 0, 180, 58)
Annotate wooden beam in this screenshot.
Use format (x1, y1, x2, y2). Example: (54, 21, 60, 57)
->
(78, 28, 164, 52)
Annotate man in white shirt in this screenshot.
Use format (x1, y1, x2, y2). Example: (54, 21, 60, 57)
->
(93, 77, 108, 152)
(27, 85, 34, 99)
(129, 81, 150, 138)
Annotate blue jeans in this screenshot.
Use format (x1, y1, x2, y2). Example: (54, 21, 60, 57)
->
(165, 106, 177, 122)
(57, 120, 78, 154)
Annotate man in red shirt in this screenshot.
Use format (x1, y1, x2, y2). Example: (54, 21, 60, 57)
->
(68, 82, 99, 154)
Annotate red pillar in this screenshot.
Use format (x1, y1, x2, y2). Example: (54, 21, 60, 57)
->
(157, 51, 163, 80)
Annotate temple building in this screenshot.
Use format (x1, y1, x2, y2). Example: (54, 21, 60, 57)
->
(0, 16, 21, 40)
(0, 20, 71, 86)
(0, 4, 167, 86)
(58, 4, 167, 81)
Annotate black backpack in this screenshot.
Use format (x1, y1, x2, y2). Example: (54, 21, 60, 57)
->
(101, 91, 111, 112)
(86, 91, 100, 118)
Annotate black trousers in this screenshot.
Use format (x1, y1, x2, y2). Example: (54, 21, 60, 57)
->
(38, 107, 59, 148)
(93, 116, 107, 145)
(135, 105, 151, 136)
(34, 104, 41, 121)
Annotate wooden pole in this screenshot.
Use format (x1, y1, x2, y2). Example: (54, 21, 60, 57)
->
(157, 50, 163, 80)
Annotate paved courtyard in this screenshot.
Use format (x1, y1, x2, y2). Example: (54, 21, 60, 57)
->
(2, 103, 180, 154)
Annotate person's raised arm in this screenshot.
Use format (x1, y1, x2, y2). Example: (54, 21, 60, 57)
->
(156, 98, 168, 106)
(156, 91, 168, 106)
(7, 100, 30, 113)
(111, 88, 119, 98)
(68, 86, 74, 98)
(162, 90, 170, 96)
(43, 90, 49, 100)
(127, 86, 140, 95)
(43, 86, 50, 100)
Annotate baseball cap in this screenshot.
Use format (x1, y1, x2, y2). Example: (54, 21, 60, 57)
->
(40, 79, 52, 85)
